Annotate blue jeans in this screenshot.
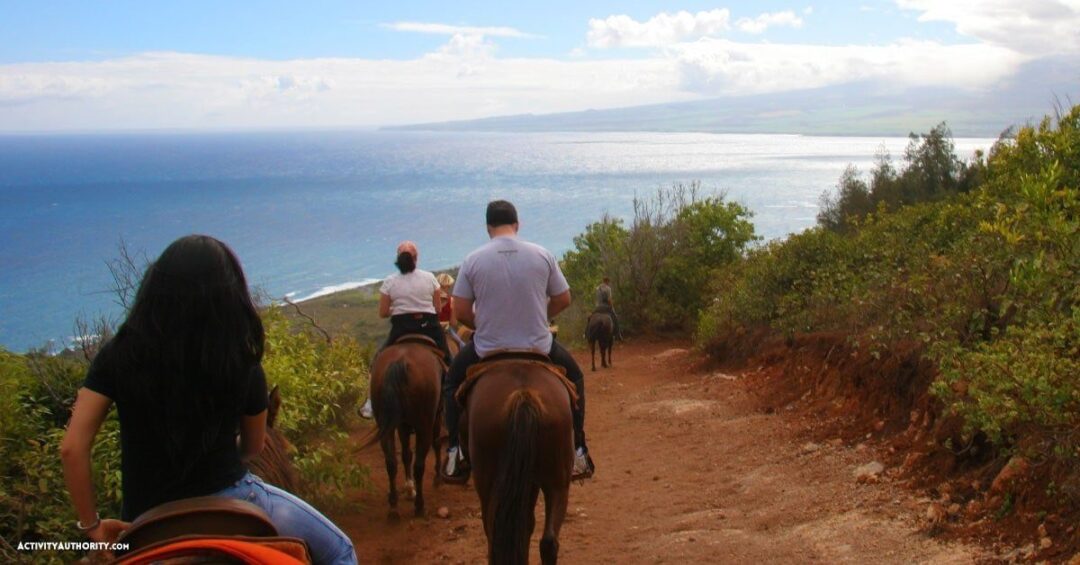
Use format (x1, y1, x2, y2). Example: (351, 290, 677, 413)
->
(215, 472, 356, 565)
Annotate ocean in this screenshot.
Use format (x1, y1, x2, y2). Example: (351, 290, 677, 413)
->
(0, 130, 993, 351)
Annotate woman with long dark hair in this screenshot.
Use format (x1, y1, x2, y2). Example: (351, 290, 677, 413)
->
(359, 241, 452, 419)
(61, 234, 356, 564)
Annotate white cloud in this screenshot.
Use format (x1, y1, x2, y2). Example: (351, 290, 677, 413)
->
(381, 21, 537, 38)
(673, 38, 1026, 95)
(0, 51, 688, 131)
(736, 11, 805, 34)
(896, 0, 1080, 54)
(803, 6, 814, 15)
(586, 9, 731, 48)
(0, 6, 1060, 132)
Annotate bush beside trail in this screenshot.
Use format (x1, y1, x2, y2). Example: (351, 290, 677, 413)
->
(559, 181, 759, 343)
(695, 107, 1080, 558)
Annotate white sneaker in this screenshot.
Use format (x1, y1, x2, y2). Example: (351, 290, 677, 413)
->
(445, 447, 461, 476)
(573, 447, 589, 476)
(360, 398, 373, 419)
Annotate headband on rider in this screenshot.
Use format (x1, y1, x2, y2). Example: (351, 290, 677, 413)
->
(396, 240, 418, 259)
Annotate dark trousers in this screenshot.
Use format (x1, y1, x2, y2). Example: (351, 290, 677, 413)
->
(444, 340, 587, 452)
(380, 313, 453, 366)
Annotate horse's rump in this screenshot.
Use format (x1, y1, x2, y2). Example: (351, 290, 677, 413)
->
(466, 361, 575, 564)
(585, 312, 613, 342)
(368, 337, 446, 516)
(370, 341, 443, 435)
(389, 333, 449, 371)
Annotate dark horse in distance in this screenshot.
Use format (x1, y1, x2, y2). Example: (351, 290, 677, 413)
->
(368, 336, 445, 518)
(586, 311, 613, 371)
(460, 358, 575, 564)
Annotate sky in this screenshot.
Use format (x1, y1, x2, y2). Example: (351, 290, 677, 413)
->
(1, 0, 1078, 131)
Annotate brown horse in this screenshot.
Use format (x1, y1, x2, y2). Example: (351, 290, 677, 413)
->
(586, 312, 613, 371)
(249, 386, 300, 492)
(462, 361, 574, 564)
(368, 337, 444, 518)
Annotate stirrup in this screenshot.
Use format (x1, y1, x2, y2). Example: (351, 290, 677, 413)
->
(440, 458, 471, 485)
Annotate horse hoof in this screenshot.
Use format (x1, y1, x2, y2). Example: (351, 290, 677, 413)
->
(387, 510, 401, 522)
(414, 506, 426, 518)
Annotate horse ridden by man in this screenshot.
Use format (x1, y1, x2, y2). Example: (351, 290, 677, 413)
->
(441, 200, 594, 564)
(585, 311, 613, 371)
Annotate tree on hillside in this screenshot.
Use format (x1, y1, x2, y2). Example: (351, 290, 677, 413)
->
(818, 122, 987, 232)
(562, 182, 757, 333)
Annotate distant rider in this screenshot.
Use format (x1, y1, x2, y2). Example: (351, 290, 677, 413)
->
(437, 273, 466, 349)
(443, 200, 593, 479)
(360, 241, 453, 419)
(594, 276, 623, 340)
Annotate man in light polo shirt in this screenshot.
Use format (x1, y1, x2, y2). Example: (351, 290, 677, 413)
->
(443, 200, 592, 479)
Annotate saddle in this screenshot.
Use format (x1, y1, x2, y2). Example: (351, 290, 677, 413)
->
(441, 353, 580, 485)
(113, 496, 310, 563)
(455, 352, 579, 409)
(391, 333, 449, 371)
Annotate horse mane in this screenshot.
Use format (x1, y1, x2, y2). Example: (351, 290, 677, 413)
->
(489, 389, 543, 564)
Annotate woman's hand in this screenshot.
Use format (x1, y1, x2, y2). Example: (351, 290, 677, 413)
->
(87, 518, 130, 543)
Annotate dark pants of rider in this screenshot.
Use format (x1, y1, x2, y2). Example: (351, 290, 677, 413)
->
(444, 340, 587, 453)
(381, 313, 453, 365)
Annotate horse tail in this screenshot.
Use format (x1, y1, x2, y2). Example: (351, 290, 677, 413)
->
(490, 389, 541, 565)
(375, 359, 408, 440)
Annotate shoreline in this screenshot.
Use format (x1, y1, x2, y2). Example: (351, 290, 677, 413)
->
(276, 266, 461, 346)
(284, 266, 461, 306)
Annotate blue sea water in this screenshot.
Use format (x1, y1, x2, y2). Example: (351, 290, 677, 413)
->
(0, 130, 993, 351)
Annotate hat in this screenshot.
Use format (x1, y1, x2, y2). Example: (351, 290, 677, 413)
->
(396, 240, 418, 258)
(436, 273, 455, 287)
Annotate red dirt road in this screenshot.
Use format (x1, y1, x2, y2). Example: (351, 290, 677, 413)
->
(334, 339, 989, 563)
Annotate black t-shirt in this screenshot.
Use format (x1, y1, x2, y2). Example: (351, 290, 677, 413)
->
(83, 359, 268, 521)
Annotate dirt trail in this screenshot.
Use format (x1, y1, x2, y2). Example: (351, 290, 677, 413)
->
(334, 339, 989, 564)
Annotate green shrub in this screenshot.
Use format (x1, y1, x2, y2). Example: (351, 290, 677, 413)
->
(561, 183, 758, 335)
(0, 350, 120, 564)
(700, 105, 1080, 474)
(818, 123, 986, 232)
(931, 107, 1080, 451)
(261, 306, 370, 508)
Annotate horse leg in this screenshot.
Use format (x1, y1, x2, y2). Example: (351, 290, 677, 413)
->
(540, 485, 568, 565)
(590, 339, 596, 372)
(413, 430, 431, 517)
(432, 406, 443, 488)
(381, 434, 399, 520)
(399, 427, 416, 501)
(477, 477, 494, 561)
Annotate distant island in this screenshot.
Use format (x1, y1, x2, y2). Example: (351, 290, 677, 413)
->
(386, 57, 1076, 138)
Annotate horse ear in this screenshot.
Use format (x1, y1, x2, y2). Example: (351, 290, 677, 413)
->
(267, 385, 281, 428)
